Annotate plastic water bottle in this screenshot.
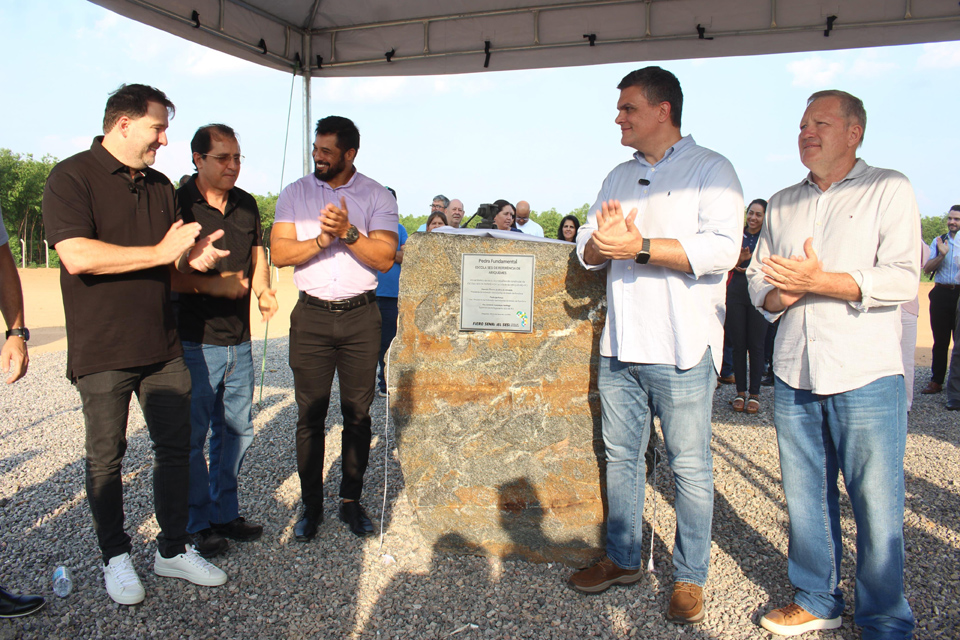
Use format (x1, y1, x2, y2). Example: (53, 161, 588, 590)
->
(52, 566, 72, 597)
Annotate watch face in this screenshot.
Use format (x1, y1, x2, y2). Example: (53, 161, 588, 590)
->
(345, 225, 360, 244)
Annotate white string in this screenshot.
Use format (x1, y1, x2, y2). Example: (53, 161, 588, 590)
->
(378, 343, 391, 553)
(647, 446, 659, 573)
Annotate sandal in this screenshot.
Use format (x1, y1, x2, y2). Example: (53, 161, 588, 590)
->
(745, 395, 760, 414)
(731, 394, 746, 412)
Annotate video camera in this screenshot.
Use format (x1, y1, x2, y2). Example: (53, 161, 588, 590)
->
(463, 203, 500, 229)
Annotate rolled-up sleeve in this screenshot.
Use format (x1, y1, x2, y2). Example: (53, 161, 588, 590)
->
(576, 189, 609, 272)
(747, 223, 783, 322)
(677, 160, 743, 279)
(848, 175, 921, 311)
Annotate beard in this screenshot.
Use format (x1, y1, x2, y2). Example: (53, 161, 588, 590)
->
(314, 156, 346, 182)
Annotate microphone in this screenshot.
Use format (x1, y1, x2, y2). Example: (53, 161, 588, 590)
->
(638, 179, 650, 186)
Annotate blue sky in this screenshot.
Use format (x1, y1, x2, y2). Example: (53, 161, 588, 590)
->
(2, 1, 959, 221)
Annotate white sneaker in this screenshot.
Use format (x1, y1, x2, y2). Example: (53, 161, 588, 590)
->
(154, 544, 227, 586)
(103, 553, 145, 605)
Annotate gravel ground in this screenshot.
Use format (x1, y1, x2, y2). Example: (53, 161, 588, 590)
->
(0, 340, 957, 639)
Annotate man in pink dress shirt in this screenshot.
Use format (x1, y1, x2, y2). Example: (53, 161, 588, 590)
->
(270, 116, 399, 540)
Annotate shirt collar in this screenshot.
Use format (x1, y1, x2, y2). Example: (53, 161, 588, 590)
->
(90, 136, 133, 176)
(184, 174, 242, 211)
(803, 157, 868, 190)
(313, 166, 359, 190)
(632, 134, 695, 168)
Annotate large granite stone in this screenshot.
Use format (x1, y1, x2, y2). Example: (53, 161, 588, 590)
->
(389, 232, 608, 566)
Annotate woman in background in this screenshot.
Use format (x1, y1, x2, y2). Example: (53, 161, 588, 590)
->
(492, 200, 519, 232)
(426, 211, 448, 231)
(726, 198, 769, 414)
(558, 215, 580, 242)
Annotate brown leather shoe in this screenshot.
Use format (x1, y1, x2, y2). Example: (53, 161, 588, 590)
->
(717, 374, 735, 385)
(568, 556, 642, 594)
(921, 381, 943, 394)
(759, 603, 840, 635)
(667, 581, 705, 624)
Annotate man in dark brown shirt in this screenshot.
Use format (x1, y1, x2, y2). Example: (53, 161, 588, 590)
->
(42, 84, 229, 606)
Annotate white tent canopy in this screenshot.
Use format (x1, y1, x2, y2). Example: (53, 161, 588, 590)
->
(90, 0, 960, 78)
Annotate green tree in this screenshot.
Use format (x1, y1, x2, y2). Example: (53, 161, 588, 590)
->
(253, 192, 279, 240)
(921, 213, 948, 245)
(400, 214, 426, 236)
(0, 149, 57, 267)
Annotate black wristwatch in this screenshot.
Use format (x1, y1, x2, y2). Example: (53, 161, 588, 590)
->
(5, 328, 29, 342)
(343, 225, 360, 245)
(634, 238, 651, 264)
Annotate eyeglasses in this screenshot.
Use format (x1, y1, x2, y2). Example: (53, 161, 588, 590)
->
(201, 153, 244, 165)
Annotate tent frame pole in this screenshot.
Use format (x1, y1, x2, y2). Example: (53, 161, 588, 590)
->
(302, 32, 312, 176)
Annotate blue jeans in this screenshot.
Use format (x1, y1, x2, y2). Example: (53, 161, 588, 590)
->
(773, 375, 914, 640)
(599, 349, 715, 585)
(182, 341, 255, 533)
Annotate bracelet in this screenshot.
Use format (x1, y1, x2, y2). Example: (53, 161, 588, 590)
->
(315, 236, 322, 250)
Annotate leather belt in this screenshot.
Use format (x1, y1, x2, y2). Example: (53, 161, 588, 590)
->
(298, 290, 376, 311)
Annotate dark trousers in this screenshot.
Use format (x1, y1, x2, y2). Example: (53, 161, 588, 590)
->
(376, 296, 399, 393)
(948, 294, 960, 403)
(725, 275, 767, 395)
(75, 357, 192, 562)
(764, 317, 780, 369)
(289, 298, 380, 506)
(929, 284, 960, 384)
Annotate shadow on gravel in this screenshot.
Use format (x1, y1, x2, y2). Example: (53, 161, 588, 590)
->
(0, 449, 42, 475)
(0, 404, 83, 444)
(905, 469, 960, 537)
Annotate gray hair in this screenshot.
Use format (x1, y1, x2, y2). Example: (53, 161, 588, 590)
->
(432, 194, 450, 208)
(807, 90, 867, 147)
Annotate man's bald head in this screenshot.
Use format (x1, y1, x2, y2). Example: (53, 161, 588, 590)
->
(515, 200, 531, 226)
(446, 199, 465, 227)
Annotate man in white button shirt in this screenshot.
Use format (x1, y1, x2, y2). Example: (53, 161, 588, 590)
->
(514, 201, 544, 237)
(569, 66, 742, 626)
(747, 91, 918, 639)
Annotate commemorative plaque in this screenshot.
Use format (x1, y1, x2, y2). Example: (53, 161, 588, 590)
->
(459, 254, 535, 333)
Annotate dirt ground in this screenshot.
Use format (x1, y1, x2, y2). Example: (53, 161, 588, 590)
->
(18, 266, 300, 354)
(16, 268, 940, 364)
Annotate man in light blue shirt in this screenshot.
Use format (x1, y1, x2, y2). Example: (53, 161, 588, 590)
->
(920, 205, 960, 395)
(569, 67, 741, 626)
(376, 187, 408, 397)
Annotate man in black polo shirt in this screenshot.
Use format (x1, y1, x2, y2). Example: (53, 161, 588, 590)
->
(42, 84, 229, 606)
(172, 124, 277, 556)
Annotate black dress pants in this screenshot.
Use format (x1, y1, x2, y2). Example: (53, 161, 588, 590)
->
(724, 275, 767, 396)
(929, 284, 960, 384)
(75, 357, 192, 562)
(376, 296, 399, 393)
(289, 298, 380, 506)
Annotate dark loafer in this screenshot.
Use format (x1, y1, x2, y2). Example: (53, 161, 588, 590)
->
(294, 506, 323, 542)
(338, 501, 374, 537)
(921, 381, 942, 394)
(190, 528, 229, 558)
(0, 587, 45, 618)
(211, 517, 263, 542)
